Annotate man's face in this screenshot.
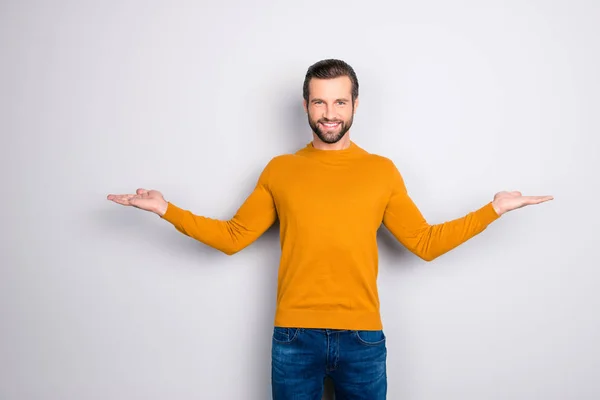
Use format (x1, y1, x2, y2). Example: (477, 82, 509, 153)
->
(304, 76, 358, 144)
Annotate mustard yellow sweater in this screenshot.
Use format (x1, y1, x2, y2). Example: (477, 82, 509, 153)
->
(161, 141, 500, 330)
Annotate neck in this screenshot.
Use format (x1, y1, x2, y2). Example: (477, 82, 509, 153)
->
(311, 133, 351, 150)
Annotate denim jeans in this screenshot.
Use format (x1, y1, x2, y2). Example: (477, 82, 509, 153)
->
(271, 327, 387, 399)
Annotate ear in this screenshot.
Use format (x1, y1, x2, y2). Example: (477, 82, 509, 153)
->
(353, 97, 359, 114)
(303, 99, 308, 113)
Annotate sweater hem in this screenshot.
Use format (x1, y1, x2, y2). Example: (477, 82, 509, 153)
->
(274, 308, 383, 330)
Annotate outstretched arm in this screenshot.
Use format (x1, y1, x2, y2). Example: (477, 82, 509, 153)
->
(108, 160, 277, 255)
(382, 161, 552, 261)
(160, 161, 277, 255)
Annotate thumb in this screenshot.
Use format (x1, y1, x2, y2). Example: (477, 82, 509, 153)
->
(136, 188, 149, 195)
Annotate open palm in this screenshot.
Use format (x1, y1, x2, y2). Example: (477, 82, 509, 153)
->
(107, 188, 168, 216)
(492, 191, 553, 216)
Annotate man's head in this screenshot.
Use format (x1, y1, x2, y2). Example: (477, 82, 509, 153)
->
(303, 59, 359, 145)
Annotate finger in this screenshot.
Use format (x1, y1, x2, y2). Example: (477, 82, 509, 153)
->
(108, 194, 136, 205)
(524, 196, 553, 204)
(108, 193, 134, 199)
(137, 188, 148, 195)
(110, 197, 132, 206)
(531, 195, 553, 201)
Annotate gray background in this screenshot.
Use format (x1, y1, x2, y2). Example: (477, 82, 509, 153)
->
(1, 0, 598, 399)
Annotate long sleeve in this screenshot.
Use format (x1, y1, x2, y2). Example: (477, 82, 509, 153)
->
(160, 160, 277, 255)
(382, 160, 500, 261)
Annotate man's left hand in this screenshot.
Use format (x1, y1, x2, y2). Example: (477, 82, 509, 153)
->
(492, 191, 553, 216)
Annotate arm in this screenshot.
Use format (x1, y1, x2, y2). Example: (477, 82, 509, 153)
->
(160, 160, 277, 255)
(382, 160, 500, 261)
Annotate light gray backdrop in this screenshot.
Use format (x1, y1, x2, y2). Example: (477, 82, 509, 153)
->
(1, 0, 598, 399)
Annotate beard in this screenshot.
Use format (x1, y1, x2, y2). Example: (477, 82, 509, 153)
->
(307, 109, 354, 144)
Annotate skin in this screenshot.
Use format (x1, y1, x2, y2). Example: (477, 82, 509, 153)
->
(304, 76, 357, 150)
(107, 75, 553, 217)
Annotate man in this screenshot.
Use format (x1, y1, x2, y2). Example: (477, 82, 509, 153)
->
(107, 59, 553, 399)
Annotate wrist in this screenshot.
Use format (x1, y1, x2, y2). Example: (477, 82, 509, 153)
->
(155, 200, 169, 217)
(491, 200, 503, 216)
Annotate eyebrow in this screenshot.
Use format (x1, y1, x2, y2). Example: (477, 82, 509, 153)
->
(311, 98, 350, 103)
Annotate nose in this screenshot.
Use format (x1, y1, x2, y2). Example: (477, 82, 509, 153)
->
(324, 105, 336, 121)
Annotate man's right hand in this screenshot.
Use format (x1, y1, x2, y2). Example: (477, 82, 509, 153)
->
(107, 188, 169, 216)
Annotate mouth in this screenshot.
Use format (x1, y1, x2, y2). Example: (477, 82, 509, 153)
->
(319, 121, 341, 130)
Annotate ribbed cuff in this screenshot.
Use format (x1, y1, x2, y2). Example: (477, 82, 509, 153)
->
(160, 202, 186, 225)
(476, 201, 501, 227)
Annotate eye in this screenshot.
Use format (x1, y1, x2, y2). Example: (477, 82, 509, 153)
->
(337, 101, 346, 105)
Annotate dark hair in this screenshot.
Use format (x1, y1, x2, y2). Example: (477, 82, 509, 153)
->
(302, 59, 359, 103)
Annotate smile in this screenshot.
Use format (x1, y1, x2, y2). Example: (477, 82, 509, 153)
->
(320, 122, 341, 129)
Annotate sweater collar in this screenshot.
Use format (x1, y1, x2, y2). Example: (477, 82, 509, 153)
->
(296, 140, 368, 162)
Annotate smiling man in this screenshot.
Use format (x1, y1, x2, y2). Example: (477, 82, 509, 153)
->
(107, 59, 553, 399)
(304, 68, 356, 146)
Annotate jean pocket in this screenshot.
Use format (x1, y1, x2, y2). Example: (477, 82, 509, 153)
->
(272, 326, 300, 344)
(354, 329, 386, 346)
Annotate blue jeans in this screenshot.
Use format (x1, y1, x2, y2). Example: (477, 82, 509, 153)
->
(271, 327, 387, 399)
